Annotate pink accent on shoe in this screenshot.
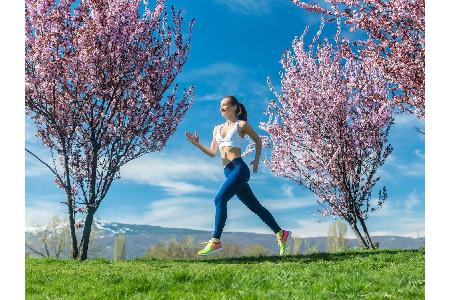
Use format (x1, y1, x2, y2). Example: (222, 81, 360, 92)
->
(212, 242, 222, 249)
(277, 230, 290, 242)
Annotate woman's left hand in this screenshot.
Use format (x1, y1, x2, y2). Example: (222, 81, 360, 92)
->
(250, 159, 259, 173)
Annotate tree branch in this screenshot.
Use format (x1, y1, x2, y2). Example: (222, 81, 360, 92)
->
(25, 242, 46, 257)
(25, 148, 64, 184)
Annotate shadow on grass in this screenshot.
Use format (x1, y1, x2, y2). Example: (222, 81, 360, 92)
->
(131, 248, 423, 265)
(26, 248, 423, 265)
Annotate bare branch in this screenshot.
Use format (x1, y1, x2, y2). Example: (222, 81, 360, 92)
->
(25, 242, 46, 257)
(25, 148, 64, 184)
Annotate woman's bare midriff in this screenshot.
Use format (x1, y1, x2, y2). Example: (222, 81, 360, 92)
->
(220, 146, 242, 167)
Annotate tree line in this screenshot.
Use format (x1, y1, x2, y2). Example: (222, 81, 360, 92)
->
(26, 216, 350, 260)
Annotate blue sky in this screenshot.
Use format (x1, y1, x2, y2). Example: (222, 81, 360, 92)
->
(25, 0, 424, 238)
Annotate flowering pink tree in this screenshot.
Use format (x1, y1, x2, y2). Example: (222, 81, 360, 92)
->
(248, 18, 393, 248)
(292, 0, 425, 119)
(25, 0, 195, 261)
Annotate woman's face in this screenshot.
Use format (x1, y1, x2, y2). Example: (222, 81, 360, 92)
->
(220, 98, 237, 118)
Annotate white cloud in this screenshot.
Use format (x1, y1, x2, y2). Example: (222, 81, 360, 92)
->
(367, 191, 424, 237)
(101, 195, 252, 231)
(25, 117, 36, 144)
(280, 189, 425, 239)
(223, 225, 274, 234)
(25, 197, 67, 228)
(96, 189, 424, 238)
(395, 161, 424, 177)
(196, 92, 226, 102)
(177, 62, 272, 102)
(405, 190, 421, 211)
(371, 190, 423, 218)
(381, 150, 424, 178)
(97, 184, 316, 233)
(368, 217, 425, 238)
(373, 231, 424, 238)
(25, 116, 67, 178)
(263, 196, 316, 211)
(281, 183, 294, 198)
(370, 199, 393, 218)
(136, 197, 214, 229)
(215, 0, 274, 15)
(181, 62, 248, 79)
(291, 213, 424, 239)
(414, 149, 425, 159)
(25, 117, 51, 177)
(245, 181, 317, 211)
(120, 153, 223, 195)
(393, 113, 425, 129)
(25, 155, 52, 177)
(25, 146, 67, 178)
(291, 218, 336, 238)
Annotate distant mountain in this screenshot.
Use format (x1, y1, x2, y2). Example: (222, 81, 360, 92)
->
(25, 218, 425, 259)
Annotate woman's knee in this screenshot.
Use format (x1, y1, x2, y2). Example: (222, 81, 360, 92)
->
(214, 194, 226, 207)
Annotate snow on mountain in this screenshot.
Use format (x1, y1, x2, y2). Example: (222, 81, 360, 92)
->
(25, 217, 133, 235)
(25, 217, 425, 259)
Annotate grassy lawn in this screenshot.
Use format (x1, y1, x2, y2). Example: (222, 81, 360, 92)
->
(25, 248, 424, 299)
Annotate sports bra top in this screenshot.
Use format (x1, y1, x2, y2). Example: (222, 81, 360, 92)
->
(216, 122, 244, 149)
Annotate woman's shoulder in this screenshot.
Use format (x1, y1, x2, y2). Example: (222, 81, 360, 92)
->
(214, 123, 223, 132)
(237, 120, 248, 127)
(237, 120, 247, 137)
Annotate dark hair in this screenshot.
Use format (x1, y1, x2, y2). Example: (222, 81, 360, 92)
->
(223, 95, 247, 121)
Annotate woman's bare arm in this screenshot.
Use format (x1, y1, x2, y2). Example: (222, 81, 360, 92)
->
(210, 126, 219, 157)
(185, 126, 218, 158)
(241, 121, 262, 162)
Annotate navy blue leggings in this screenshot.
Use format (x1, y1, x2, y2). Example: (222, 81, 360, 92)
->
(213, 157, 282, 239)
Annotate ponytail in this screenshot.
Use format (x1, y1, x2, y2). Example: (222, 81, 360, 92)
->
(235, 103, 248, 121)
(223, 95, 248, 121)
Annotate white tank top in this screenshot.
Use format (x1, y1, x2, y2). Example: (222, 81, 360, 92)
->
(216, 122, 244, 149)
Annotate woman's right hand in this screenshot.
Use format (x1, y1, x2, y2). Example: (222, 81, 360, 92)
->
(185, 131, 199, 145)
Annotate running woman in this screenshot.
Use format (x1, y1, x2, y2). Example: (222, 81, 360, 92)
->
(185, 95, 292, 256)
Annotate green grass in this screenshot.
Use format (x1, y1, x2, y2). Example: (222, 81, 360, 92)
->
(26, 248, 424, 300)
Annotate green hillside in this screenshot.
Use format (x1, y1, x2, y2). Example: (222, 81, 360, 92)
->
(26, 248, 424, 299)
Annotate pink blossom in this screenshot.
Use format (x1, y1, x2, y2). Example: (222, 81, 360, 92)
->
(292, 0, 425, 119)
(247, 18, 392, 248)
(26, 0, 195, 241)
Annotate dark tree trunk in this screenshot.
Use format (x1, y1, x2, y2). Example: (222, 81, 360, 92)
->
(77, 210, 95, 261)
(357, 215, 375, 249)
(76, 141, 99, 261)
(350, 222, 369, 248)
(67, 195, 79, 260)
(62, 146, 79, 259)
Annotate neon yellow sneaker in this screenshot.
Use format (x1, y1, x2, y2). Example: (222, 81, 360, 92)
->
(197, 239, 224, 256)
(277, 230, 292, 256)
